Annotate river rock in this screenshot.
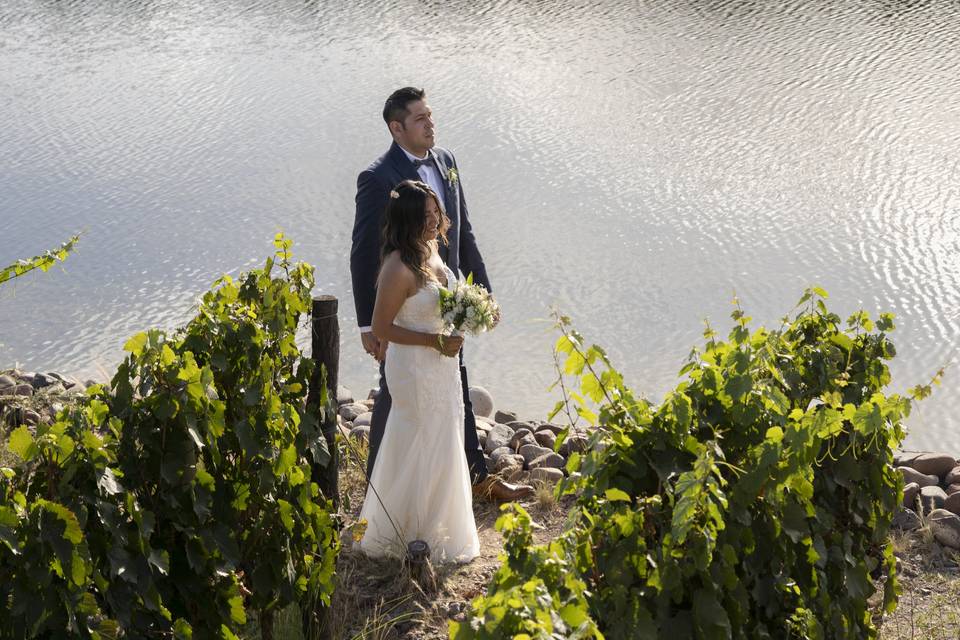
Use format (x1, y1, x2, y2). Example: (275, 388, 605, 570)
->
(354, 412, 372, 427)
(509, 429, 536, 451)
(507, 420, 539, 434)
(947, 483, 960, 496)
(476, 414, 495, 426)
(920, 485, 948, 513)
(33, 372, 59, 388)
(477, 431, 487, 448)
(529, 452, 566, 470)
(494, 454, 525, 474)
(534, 430, 557, 449)
(22, 409, 41, 426)
(945, 465, 960, 486)
(904, 453, 957, 478)
(529, 467, 564, 484)
(561, 435, 590, 457)
(897, 466, 938, 488)
(0, 374, 15, 391)
(945, 492, 960, 517)
(485, 424, 514, 453)
(338, 402, 368, 422)
(468, 386, 494, 418)
(336, 385, 353, 405)
(475, 421, 492, 434)
(537, 422, 566, 435)
(902, 482, 920, 508)
(13, 384, 33, 397)
(494, 409, 518, 424)
(519, 444, 554, 465)
(62, 376, 84, 390)
(367, 388, 379, 400)
(489, 446, 515, 463)
(484, 454, 495, 473)
(41, 382, 66, 396)
(65, 382, 87, 396)
(349, 425, 370, 440)
(896, 452, 922, 467)
(891, 507, 923, 532)
(929, 509, 960, 549)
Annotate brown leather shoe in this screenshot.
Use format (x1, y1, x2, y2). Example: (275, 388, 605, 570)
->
(473, 477, 535, 502)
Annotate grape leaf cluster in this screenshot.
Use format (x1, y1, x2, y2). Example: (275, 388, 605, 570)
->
(453, 289, 926, 640)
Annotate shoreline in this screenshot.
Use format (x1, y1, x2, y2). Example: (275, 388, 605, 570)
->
(5, 370, 960, 637)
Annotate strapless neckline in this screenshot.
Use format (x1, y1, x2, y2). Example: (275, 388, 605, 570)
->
(425, 264, 456, 290)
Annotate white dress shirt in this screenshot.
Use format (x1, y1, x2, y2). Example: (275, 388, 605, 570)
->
(401, 146, 446, 205)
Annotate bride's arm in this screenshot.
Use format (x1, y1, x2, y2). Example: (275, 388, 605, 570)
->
(371, 256, 461, 356)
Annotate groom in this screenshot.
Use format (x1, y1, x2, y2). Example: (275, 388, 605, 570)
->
(350, 86, 533, 502)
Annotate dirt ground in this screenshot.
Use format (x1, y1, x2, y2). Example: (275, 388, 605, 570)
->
(875, 525, 960, 640)
(326, 440, 572, 640)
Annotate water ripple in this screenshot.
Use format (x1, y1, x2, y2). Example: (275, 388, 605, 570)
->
(3, 0, 960, 450)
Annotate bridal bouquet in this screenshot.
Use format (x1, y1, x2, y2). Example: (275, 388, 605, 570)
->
(438, 274, 501, 335)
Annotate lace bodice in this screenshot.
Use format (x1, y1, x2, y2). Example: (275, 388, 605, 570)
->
(394, 265, 455, 334)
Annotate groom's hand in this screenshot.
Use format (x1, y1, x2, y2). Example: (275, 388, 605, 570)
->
(361, 332, 381, 360)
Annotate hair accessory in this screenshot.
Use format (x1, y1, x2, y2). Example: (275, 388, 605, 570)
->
(389, 190, 400, 199)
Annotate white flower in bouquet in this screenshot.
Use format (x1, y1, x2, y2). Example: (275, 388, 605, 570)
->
(437, 273, 501, 336)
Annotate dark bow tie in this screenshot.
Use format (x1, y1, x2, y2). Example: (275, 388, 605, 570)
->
(411, 157, 434, 170)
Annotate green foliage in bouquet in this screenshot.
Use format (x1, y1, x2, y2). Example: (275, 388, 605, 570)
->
(0, 234, 339, 638)
(452, 288, 939, 640)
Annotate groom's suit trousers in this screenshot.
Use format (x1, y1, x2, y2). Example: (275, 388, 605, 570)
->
(366, 349, 488, 485)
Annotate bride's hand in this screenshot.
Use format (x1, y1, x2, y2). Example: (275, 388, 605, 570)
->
(376, 339, 389, 362)
(433, 333, 463, 357)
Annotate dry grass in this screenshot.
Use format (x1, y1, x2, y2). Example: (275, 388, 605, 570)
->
(531, 479, 557, 511)
(0, 423, 17, 467)
(876, 521, 960, 639)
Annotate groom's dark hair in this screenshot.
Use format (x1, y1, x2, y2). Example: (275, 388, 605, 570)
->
(383, 87, 426, 128)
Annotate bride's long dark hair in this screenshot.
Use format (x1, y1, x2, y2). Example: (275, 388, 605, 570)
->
(380, 180, 450, 286)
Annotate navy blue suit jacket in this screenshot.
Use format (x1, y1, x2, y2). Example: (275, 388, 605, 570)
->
(350, 142, 492, 328)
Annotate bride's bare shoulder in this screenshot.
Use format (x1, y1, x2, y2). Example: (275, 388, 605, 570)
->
(378, 252, 417, 288)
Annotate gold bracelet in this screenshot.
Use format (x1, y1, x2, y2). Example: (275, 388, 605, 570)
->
(436, 334, 445, 351)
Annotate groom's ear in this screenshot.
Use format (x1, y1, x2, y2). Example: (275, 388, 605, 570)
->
(387, 119, 404, 138)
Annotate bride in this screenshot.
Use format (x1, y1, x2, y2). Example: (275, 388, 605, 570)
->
(356, 179, 480, 563)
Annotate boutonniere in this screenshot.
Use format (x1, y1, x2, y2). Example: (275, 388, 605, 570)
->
(446, 167, 458, 185)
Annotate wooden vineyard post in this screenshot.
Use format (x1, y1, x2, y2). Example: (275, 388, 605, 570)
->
(303, 295, 340, 640)
(308, 295, 340, 507)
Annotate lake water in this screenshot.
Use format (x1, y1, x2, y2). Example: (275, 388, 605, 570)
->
(2, 0, 959, 452)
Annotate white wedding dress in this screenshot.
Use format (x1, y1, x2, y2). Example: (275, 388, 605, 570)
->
(357, 265, 480, 563)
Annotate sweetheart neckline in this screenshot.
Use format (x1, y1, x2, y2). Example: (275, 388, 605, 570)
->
(426, 264, 455, 290)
